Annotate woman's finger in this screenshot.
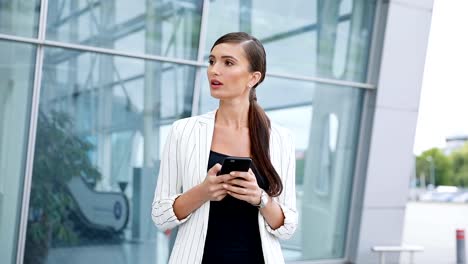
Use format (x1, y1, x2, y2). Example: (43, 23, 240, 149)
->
(223, 183, 250, 195)
(216, 174, 234, 183)
(230, 171, 254, 181)
(209, 183, 226, 193)
(227, 191, 249, 202)
(213, 190, 227, 200)
(228, 178, 252, 189)
(207, 163, 222, 176)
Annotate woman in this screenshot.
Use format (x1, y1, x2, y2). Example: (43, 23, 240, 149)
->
(152, 32, 297, 264)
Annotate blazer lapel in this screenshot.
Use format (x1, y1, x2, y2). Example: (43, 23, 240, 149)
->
(197, 109, 217, 182)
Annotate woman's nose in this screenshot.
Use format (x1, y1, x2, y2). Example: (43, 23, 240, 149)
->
(208, 63, 220, 76)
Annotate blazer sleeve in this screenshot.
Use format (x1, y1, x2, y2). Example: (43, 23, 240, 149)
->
(265, 130, 298, 240)
(151, 121, 191, 231)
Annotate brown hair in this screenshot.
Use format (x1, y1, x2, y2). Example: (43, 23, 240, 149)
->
(211, 32, 283, 197)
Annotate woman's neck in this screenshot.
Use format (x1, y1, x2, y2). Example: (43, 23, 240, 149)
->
(216, 100, 250, 129)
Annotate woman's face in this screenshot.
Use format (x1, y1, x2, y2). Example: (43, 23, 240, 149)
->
(207, 43, 258, 101)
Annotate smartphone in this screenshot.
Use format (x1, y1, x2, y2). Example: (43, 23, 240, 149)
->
(217, 156, 252, 176)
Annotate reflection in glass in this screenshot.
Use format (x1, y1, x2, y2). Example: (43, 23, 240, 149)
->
(24, 47, 194, 264)
(301, 85, 363, 260)
(46, 0, 203, 60)
(0, 40, 36, 264)
(313, 113, 339, 195)
(204, 0, 376, 82)
(0, 0, 40, 37)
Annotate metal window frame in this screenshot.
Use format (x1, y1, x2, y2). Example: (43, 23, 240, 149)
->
(0, 33, 376, 90)
(15, 0, 49, 263)
(191, 0, 211, 116)
(344, 0, 389, 263)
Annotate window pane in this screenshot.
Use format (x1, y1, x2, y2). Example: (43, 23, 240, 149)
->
(0, 40, 36, 264)
(24, 47, 194, 264)
(0, 0, 41, 37)
(46, 0, 203, 60)
(204, 0, 376, 82)
(266, 82, 363, 261)
(200, 77, 364, 261)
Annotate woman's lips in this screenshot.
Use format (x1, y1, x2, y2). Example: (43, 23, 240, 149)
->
(210, 80, 223, 89)
(210, 83, 223, 89)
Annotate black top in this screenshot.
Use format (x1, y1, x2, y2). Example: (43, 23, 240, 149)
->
(202, 150, 268, 264)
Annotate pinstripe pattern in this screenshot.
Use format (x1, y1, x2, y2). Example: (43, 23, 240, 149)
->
(151, 109, 297, 264)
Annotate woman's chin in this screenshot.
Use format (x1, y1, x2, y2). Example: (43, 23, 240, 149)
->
(209, 90, 224, 99)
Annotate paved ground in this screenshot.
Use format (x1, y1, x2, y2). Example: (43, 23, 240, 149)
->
(401, 201, 468, 264)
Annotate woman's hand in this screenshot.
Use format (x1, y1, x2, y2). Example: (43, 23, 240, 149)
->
(200, 163, 230, 202)
(173, 164, 230, 220)
(223, 168, 262, 206)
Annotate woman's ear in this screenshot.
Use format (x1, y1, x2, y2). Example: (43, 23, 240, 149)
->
(249, 71, 262, 87)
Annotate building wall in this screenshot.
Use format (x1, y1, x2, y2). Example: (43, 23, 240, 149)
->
(353, 0, 434, 263)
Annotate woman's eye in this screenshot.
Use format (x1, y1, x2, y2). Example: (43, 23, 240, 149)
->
(208, 59, 214, 65)
(225, 61, 233, 66)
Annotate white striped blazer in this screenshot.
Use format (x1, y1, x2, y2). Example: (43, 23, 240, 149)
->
(151, 109, 297, 264)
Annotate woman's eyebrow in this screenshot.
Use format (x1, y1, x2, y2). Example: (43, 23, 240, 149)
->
(208, 54, 238, 62)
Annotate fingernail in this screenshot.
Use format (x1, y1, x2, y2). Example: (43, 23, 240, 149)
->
(230, 172, 235, 176)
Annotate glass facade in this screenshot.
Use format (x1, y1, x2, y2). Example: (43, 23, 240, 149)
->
(0, 0, 40, 37)
(46, 0, 203, 60)
(204, 0, 375, 82)
(0, 40, 36, 264)
(0, 0, 377, 263)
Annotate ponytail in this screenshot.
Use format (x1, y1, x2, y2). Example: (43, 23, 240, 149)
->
(248, 89, 283, 197)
